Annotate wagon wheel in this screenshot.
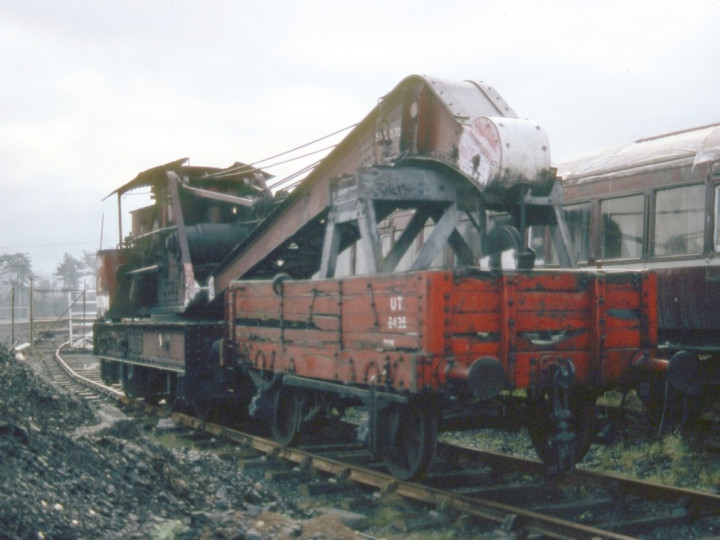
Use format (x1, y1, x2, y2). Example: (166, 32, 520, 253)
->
(272, 386, 302, 447)
(163, 374, 179, 411)
(121, 366, 143, 399)
(526, 390, 596, 469)
(142, 370, 164, 406)
(143, 386, 160, 406)
(190, 372, 220, 421)
(613, 386, 654, 439)
(193, 396, 216, 421)
(381, 403, 438, 481)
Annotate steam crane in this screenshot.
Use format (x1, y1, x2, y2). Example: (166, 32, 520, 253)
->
(94, 76, 655, 480)
(209, 74, 575, 296)
(99, 75, 574, 321)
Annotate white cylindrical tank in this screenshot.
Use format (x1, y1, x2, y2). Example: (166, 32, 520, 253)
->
(458, 116, 553, 199)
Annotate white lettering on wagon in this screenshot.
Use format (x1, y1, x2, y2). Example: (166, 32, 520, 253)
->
(387, 316, 407, 330)
(387, 295, 407, 330)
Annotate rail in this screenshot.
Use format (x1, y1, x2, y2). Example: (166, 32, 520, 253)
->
(174, 412, 633, 540)
(53, 341, 125, 400)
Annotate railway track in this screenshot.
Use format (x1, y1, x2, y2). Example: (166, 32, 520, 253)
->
(44, 341, 125, 403)
(49, 345, 720, 539)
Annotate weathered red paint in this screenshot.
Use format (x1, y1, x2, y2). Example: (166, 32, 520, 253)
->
(96, 248, 130, 303)
(228, 268, 657, 395)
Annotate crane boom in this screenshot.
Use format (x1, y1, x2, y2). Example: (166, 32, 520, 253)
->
(210, 74, 555, 298)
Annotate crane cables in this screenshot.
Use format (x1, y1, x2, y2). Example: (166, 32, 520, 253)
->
(206, 122, 358, 192)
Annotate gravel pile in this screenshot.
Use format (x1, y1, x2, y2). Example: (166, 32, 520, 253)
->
(0, 347, 360, 539)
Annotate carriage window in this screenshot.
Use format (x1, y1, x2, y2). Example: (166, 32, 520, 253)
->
(563, 203, 592, 263)
(529, 225, 550, 266)
(528, 203, 591, 266)
(381, 234, 391, 256)
(600, 195, 644, 259)
(654, 184, 704, 256)
(715, 185, 720, 252)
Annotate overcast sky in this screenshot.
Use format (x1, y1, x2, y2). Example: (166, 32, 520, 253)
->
(1, 0, 718, 277)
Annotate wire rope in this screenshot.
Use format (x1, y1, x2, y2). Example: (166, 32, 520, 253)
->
(205, 123, 357, 180)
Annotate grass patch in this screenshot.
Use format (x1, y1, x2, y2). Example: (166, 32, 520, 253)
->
(583, 433, 720, 491)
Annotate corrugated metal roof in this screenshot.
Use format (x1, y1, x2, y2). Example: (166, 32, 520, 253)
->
(102, 158, 270, 200)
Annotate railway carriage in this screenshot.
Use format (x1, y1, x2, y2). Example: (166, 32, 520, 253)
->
(532, 123, 720, 428)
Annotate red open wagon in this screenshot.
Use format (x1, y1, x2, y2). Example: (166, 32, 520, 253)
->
(228, 268, 656, 478)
